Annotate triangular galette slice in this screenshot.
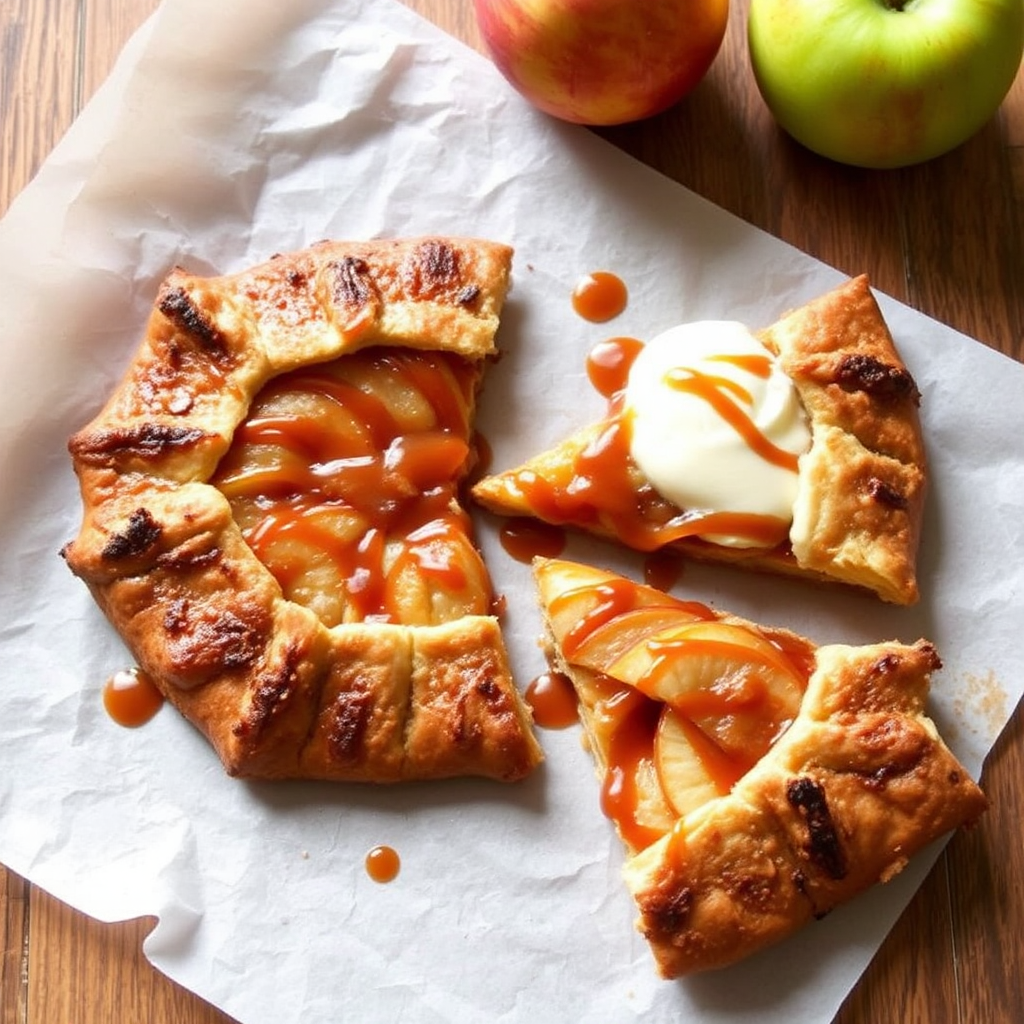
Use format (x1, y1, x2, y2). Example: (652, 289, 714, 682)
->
(474, 276, 925, 604)
(63, 238, 542, 782)
(534, 557, 985, 976)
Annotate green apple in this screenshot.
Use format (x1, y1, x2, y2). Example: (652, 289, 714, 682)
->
(472, 0, 730, 126)
(748, 0, 1024, 168)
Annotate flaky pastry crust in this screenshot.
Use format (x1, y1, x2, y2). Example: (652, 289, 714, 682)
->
(473, 276, 925, 604)
(534, 558, 985, 976)
(63, 237, 543, 782)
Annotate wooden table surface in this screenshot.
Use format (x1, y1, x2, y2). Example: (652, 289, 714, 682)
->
(1, 1, 1021, 1021)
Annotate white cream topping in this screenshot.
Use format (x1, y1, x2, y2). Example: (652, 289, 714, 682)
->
(623, 321, 811, 548)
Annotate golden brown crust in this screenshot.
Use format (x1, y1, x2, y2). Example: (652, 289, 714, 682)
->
(472, 276, 926, 604)
(626, 640, 984, 976)
(765, 274, 926, 604)
(533, 558, 985, 976)
(63, 238, 543, 782)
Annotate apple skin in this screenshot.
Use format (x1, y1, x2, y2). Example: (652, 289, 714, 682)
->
(472, 0, 730, 126)
(748, 0, 1024, 169)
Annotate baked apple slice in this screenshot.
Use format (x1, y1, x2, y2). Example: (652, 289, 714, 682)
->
(654, 707, 732, 817)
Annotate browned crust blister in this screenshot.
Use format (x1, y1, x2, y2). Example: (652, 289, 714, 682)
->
(62, 237, 543, 782)
(472, 275, 926, 605)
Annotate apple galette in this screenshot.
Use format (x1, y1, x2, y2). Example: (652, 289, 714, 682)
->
(63, 237, 543, 782)
(473, 275, 925, 604)
(534, 557, 985, 976)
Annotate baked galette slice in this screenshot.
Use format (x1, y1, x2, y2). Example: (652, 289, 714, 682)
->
(474, 276, 925, 605)
(534, 557, 985, 976)
(63, 237, 542, 782)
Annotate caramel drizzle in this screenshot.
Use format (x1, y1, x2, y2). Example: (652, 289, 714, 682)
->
(514, 417, 790, 551)
(664, 362, 800, 473)
(212, 349, 485, 624)
(558, 578, 713, 660)
(707, 352, 773, 376)
(600, 687, 667, 852)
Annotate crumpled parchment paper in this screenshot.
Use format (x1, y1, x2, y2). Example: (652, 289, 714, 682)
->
(1, 1, 1021, 1022)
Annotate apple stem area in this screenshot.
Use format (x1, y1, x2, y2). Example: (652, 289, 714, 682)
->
(883, 0, 909, 9)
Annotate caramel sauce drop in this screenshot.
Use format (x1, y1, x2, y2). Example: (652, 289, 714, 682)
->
(571, 271, 628, 323)
(586, 336, 644, 398)
(643, 550, 685, 592)
(498, 517, 566, 563)
(365, 845, 401, 883)
(525, 671, 579, 729)
(102, 667, 164, 728)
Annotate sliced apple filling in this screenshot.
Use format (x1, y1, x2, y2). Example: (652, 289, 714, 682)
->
(64, 237, 545, 783)
(536, 557, 814, 853)
(212, 347, 493, 629)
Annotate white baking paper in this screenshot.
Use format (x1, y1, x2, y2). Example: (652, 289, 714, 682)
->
(0, 1, 1021, 1022)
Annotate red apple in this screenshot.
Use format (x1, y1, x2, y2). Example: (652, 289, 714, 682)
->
(472, 0, 730, 126)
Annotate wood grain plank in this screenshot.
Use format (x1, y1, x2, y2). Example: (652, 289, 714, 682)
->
(0, 6, 81, 1022)
(949, 709, 1024, 1024)
(0, 0, 81, 215)
(405, 0, 482, 46)
(80, 0, 154, 100)
(0, 869, 28, 1024)
(27, 886, 239, 1024)
(899, 120, 1024, 357)
(836, 861, 960, 1024)
(1003, 59, 1024, 146)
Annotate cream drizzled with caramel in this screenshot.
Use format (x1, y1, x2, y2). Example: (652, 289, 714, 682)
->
(623, 321, 810, 548)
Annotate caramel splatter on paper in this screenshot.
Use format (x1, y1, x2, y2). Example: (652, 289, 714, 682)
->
(953, 669, 1009, 744)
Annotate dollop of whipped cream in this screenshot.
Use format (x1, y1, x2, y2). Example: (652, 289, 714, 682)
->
(623, 321, 811, 548)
